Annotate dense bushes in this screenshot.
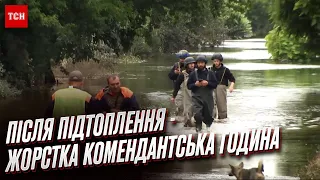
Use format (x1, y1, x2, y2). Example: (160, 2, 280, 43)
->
(0, 63, 21, 98)
(266, 0, 320, 62)
(265, 28, 317, 63)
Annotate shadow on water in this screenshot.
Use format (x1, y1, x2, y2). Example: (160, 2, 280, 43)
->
(0, 39, 319, 179)
(0, 89, 51, 121)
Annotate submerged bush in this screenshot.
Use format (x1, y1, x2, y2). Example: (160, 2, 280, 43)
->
(299, 153, 320, 180)
(129, 36, 152, 56)
(118, 55, 146, 64)
(0, 62, 22, 98)
(0, 79, 22, 98)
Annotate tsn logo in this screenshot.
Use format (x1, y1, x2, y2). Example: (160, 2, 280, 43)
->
(5, 5, 28, 28)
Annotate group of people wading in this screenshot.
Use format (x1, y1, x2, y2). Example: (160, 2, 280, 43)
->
(45, 50, 235, 133)
(168, 50, 235, 132)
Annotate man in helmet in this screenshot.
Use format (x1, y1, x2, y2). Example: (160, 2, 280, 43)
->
(168, 50, 190, 83)
(168, 50, 190, 116)
(171, 57, 197, 127)
(187, 55, 218, 132)
(211, 53, 235, 120)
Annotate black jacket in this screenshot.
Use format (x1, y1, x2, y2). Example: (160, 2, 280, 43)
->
(187, 68, 218, 93)
(168, 62, 185, 81)
(211, 64, 235, 86)
(172, 69, 194, 98)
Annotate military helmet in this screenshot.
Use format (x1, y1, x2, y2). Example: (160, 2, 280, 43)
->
(176, 50, 189, 59)
(211, 53, 223, 62)
(196, 55, 208, 64)
(184, 57, 196, 67)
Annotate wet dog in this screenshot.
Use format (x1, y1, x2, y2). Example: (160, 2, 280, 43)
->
(228, 160, 265, 180)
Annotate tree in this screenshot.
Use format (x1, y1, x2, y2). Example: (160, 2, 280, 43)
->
(0, 0, 253, 92)
(0, 0, 135, 87)
(266, 0, 320, 62)
(221, 0, 253, 39)
(246, 0, 272, 37)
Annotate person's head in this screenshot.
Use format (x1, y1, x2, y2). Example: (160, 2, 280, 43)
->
(188, 62, 195, 70)
(107, 74, 121, 93)
(184, 57, 196, 70)
(176, 50, 189, 63)
(68, 70, 84, 88)
(196, 55, 208, 70)
(211, 53, 223, 67)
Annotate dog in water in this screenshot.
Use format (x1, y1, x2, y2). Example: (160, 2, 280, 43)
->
(228, 160, 265, 180)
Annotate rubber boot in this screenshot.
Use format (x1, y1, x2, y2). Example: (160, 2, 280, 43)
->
(196, 124, 202, 132)
(194, 113, 204, 133)
(205, 124, 211, 132)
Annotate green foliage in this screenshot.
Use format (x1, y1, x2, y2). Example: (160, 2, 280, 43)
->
(298, 153, 320, 180)
(0, 62, 6, 78)
(224, 10, 253, 39)
(129, 0, 230, 53)
(0, 80, 22, 99)
(157, 21, 199, 53)
(0, 0, 136, 89)
(129, 36, 152, 56)
(0, 0, 266, 98)
(265, 28, 316, 62)
(269, 0, 320, 39)
(266, 0, 320, 62)
(118, 55, 146, 64)
(226, 0, 252, 14)
(137, 0, 255, 51)
(222, 0, 253, 39)
(246, 0, 272, 37)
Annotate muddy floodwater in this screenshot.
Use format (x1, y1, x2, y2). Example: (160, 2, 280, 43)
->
(1, 39, 319, 179)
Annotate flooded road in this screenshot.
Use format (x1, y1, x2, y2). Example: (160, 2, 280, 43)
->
(1, 39, 319, 179)
(121, 39, 320, 179)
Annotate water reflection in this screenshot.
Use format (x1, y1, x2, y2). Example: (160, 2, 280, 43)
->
(226, 63, 320, 70)
(144, 124, 305, 179)
(191, 50, 271, 60)
(152, 120, 320, 179)
(111, 59, 320, 134)
(220, 39, 268, 50)
(162, 87, 320, 133)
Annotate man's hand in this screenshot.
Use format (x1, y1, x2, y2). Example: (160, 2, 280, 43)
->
(229, 82, 235, 93)
(201, 80, 208, 86)
(195, 81, 202, 87)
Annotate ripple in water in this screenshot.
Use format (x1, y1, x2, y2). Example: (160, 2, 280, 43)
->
(145, 87, 320, 132)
